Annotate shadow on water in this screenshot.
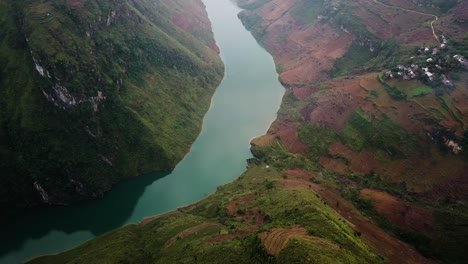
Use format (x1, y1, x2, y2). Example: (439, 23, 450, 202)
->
(0, 171, 167, 258)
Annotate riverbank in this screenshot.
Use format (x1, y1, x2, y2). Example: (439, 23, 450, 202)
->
(27, 164, 384, 264)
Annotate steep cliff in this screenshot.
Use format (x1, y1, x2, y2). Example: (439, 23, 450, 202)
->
(0, 0, 223, 216)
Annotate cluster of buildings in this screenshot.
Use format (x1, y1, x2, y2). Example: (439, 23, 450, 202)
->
(383, 36, 466, 88)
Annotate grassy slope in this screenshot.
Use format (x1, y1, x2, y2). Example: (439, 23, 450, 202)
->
(29, 164, 382, 264)
(0, 0, 223, 214)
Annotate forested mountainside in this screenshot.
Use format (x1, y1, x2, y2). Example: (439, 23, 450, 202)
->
(27, 0, 468, 263)
(0, 0, 223, 219)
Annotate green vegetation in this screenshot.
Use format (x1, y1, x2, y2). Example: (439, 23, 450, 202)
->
(236, 0, 272, 10)
(0, 0, 223, 213)
(332, 38, 399, 77)
(29, 165, 382, 263)
(430, 0, 459, 13)
(434, 208, 468, 263)
(251, 139, 311, 170)
(298, 123, 336, 161)
(341, 111, 418, 159)
(238, 12, 266, 40)
(410, 86, 432, 97)
(332, 43, 377, 77)
(378, 74, 407, 100)
(290, 0, 324, 25)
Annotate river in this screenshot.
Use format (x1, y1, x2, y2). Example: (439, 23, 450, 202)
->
(0, 0, 284, 263)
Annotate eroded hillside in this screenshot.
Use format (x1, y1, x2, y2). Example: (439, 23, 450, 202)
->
(0, 0, 223, 218)
(241, 0, 468, 262)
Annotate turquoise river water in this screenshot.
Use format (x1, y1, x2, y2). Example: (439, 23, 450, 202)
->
(0, 0, 284, 263)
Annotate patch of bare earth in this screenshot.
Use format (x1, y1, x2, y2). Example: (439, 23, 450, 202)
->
(328, 141, 378, 175)
(209, 195, 266, 243)
(280, 170, 436, 264)
(420, 164, 468, 201)
(274, 23, 352, 86)
(301, 78, 367, 131)
(259, 0, 296, 21)
(319, 156, 349, 174)
(162, 0, 219, 52)
(165, 222, 221, 247)
(352, 0, 436, 45)
(292, 86, 317, 100)
(250, 0, 351, 88)
(269, 120, 308, 153)
(139, 211, 177, 227)
(360, 189, 434, 234)
(258, 226, 328, 256)
(251, 135, 276, 147)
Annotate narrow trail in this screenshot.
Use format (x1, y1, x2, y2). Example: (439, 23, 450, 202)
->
(371, 0, 440, 43)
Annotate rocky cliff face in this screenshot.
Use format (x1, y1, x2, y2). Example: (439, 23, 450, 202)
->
(0, 0, 223, 218)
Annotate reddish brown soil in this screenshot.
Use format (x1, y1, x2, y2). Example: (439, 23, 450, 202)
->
(328, 140, 467, 195)
(273, 22, 352, 86)
(251, 135, 276, 147)
(270, 120, 308, 154)
(165, 222, 221, 247)
(452, 1, 468, 21)
(280, 170, 436, 264)
(163, 0, 219, 52)
(360, 189, 434, 234)
(449, 88, 468, 131)
(319, 156, 349, 174)
(249, 0, 351, 88)
(302, 79, 367, 131)
(209, 195, 266, 243)
(258, 226, 311, 256)
(225, 195, 266, 226)
(139, 211, 177, 227)
(284, 168, 311, 178)
(225, 195, 254, 216)
(328, 141, 378, 174)
(259, 0, 296, 21)
(352, 0, 436, 44)
(208, 226, 258, 243)
(421, 164, 468, 201)
(292, 86, 317, 100)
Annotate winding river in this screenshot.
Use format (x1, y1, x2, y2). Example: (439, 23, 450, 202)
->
(0, 0, 284, 263)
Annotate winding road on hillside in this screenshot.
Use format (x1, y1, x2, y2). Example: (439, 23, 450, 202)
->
(371, 0, 440, 43)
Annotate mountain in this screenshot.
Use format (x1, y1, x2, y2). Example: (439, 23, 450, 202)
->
(240, 0, 468, 262)
(0, 0, 223, 219)
(25, 0, 468, 263)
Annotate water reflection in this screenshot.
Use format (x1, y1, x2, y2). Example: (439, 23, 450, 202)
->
(0, 172, 166, 259)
